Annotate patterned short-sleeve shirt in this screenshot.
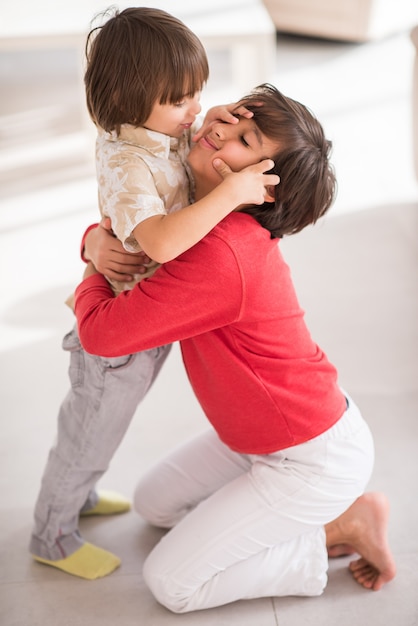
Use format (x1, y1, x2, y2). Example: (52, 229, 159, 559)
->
(96, 124, 194, 294)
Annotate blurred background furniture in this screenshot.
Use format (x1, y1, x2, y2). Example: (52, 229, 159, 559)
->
(262, 0, 418, 42)
(0, 0, 276, 98)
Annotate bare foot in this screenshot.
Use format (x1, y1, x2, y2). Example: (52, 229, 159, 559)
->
(325, 492, 396, 591)
(327, 543, 356, 558)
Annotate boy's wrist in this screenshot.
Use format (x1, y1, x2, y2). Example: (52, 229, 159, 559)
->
(219, 174, 242, 207)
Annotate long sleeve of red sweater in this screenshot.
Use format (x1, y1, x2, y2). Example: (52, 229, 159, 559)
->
(75, 213, 346, 454)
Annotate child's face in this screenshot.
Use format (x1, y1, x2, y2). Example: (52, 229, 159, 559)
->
(144, 93, 202, 138)
(189, 117, 279, 190)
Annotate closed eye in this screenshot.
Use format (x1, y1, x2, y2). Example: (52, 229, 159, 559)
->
(240, 135, 250, 147)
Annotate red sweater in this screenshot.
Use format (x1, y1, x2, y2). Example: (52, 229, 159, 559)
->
(75, 213, 346, 454)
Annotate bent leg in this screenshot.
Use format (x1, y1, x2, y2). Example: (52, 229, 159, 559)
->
(141, 400, 375, 612)
(143, 469, 330, 613)
(134, 429, 251, 527)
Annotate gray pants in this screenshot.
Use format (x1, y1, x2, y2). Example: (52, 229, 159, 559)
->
(29, 326, 171, 560)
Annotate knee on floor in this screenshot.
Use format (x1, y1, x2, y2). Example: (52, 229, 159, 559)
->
(143, 559, 193, 614)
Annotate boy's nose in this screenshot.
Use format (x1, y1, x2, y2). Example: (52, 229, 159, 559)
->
(190, 99, 202, 115)
(213, 123, 226, 140)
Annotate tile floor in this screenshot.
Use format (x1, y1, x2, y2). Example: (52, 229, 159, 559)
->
(0, 3, 417, 624)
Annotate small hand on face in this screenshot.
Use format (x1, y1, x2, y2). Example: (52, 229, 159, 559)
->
(212, 158, 279, 206)
(192, 102, 255, 143)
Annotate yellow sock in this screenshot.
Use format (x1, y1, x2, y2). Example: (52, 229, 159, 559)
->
(80, 490, 131, 516)
(33, 543, 121, 580)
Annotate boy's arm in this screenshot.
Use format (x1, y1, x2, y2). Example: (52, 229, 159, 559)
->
(133, 159, 279, 264)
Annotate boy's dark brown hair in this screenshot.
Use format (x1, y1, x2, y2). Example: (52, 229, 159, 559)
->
(239, 84, 337, 238)
(84, 7, 209, 134)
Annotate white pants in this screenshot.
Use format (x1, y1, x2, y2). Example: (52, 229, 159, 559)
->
(134, 397, 374, 613)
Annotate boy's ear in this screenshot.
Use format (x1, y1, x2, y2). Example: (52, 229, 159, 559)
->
(265, 185, 276, 203)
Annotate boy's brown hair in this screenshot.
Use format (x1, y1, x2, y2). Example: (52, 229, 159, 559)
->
(84, 7, 209, 134)
(239, 84, 337, 238)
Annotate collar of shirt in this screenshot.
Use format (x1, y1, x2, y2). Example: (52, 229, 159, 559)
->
(107, 124, 187, 159)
